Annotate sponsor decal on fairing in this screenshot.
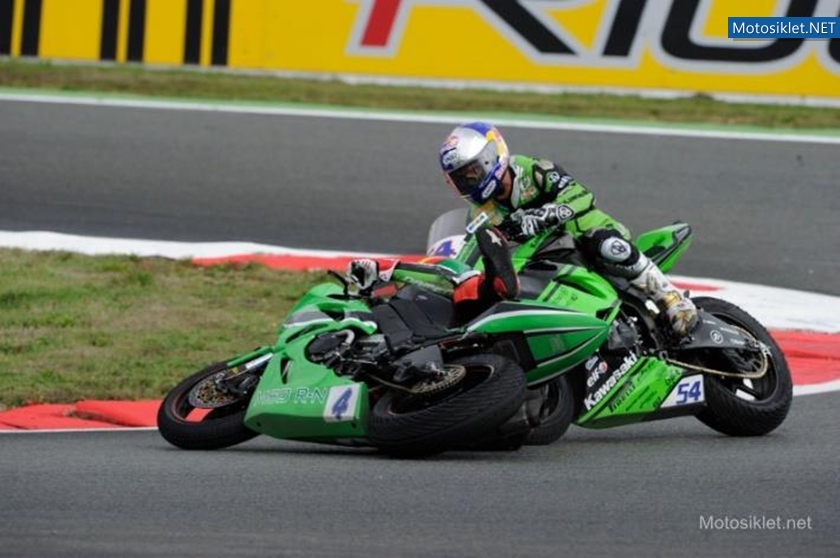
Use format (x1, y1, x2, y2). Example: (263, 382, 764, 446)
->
(583, 352, 639, 410)
(660, 375, 705, 408)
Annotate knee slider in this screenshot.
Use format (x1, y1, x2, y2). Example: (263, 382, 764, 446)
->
(582, 229, 645, 278)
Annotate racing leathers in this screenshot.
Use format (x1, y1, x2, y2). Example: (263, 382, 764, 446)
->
(459, 155, 698, 337)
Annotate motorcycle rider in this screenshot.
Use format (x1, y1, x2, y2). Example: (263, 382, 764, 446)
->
(350, 121, 697, 336)
(439, 121, 697, 336)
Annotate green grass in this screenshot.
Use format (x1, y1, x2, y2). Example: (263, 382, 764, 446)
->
(0, 248, 324, 410)
(2, 59, 840, 129)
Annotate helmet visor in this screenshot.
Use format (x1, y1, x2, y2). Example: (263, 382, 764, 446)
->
(448, 141, 499, 197)
(450, 160, 490, 196)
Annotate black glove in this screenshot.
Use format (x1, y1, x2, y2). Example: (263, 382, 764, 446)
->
(511, 203, 575, 238)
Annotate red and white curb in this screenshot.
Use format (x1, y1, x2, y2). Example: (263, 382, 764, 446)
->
(1, 230, 838, 431)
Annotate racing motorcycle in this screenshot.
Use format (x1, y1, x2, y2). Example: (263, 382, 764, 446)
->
(157, 254, 530, 456)
(158, 214, 792, 455)
(427, 208, 792, 445)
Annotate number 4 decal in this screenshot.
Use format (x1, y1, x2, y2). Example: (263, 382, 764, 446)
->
(324, 385, 361, 423)
(661, 375, 705, 408)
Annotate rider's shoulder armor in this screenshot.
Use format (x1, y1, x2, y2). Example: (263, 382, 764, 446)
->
(532, 158, 574, 195)
(510, 155, 579, 205)
(526, 155, 597, 215)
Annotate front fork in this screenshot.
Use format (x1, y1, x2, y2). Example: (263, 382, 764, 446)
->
(220, 347, 274, 395)
(226, 346, 273, 369)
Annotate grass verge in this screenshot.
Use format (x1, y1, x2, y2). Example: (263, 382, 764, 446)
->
(2, 59, 840, 130)
(0, 248, 324, 410)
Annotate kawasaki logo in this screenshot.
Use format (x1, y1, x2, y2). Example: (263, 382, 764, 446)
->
(584, 353, 638, 411)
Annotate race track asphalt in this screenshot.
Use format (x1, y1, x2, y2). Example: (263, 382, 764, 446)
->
(1, 100, 838, 295)
(0, 99, 838, 557)
(1, 393, 837, 558)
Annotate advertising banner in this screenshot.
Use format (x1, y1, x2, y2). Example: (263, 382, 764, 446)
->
(2, 0, 838, 101)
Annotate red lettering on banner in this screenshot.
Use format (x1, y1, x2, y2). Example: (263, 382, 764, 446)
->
(362, 0, 403, 47)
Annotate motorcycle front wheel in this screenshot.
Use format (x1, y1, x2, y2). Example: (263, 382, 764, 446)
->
(524, 374, 576, 445)
(157, 361, 261, 450)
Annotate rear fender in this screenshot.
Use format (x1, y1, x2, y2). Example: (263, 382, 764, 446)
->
(635, 223, 693, 273)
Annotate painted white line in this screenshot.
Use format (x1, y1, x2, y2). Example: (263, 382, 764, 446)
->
(793, 380, 840, 397)
(2, 91, 840, 145)
(671, 274, 840, 334)
(0, 230, 393, 259)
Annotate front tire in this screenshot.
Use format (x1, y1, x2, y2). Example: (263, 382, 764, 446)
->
(158, 361, 260, 450)
(525, 374, 576, 445)
(367, 354, 526, 456)
(692, 297, 792, 437)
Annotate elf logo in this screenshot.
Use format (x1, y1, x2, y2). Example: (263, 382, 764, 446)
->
(583, 352, 639, 411)
(346, 0, 840, 69)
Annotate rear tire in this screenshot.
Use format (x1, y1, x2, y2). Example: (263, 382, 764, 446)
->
(158, 361, 260, 450)
(368, 354, 526, 456)
(691, 297, 792, 437)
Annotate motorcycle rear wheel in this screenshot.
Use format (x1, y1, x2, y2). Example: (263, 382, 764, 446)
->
(368, 353, 526, 456)
(157, 361, 260, 450)
(692, 297, 792, 437)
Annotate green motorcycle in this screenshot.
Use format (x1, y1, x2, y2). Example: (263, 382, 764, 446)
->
(482, 220, 790, 444)
(158, 220, 792, 454)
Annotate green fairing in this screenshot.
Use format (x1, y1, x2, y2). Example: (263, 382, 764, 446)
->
(244, 282, 375, 441)
(526, 328, 608, 383)
(467, 304, 608, 335)
(575, 357, 686, 427)
(282, 283, 372, 328)
(390, 268, 455, 296)
(457, 221, 696, 427)
(467, 302, 610, 384)
(239, 218, 695, 442)
(535, 265, 619, 315)
(243, 353, 369, 441)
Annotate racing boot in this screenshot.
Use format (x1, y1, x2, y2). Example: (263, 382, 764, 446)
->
(475, 226, 519, 300)
(630, 257, 698, 337)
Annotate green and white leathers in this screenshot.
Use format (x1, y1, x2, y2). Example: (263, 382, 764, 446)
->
(467, 155, 629, 238)
(465, 154, 698, 337)
(157, 212, 792, 454)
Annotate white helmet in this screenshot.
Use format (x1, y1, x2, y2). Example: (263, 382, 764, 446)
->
(439, 122, 510, 204)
